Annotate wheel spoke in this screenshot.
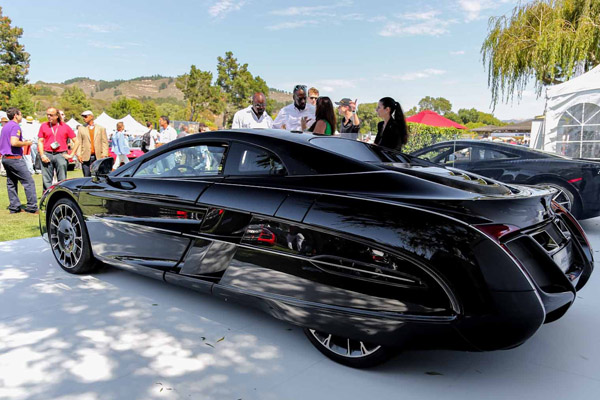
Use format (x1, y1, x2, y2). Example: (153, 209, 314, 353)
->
(360, 342, 369, 356)
(309, 329, 383, 359)
(323, 334, 332, 348)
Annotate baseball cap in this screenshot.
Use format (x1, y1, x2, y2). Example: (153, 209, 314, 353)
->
(0, 111, 8, 122)
(81, 110, 93, 117)
(335, 98, 352, 106)
(26, 116, 34, 122)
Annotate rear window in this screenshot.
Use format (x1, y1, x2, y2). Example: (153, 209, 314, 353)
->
(309, 137, 407, 163)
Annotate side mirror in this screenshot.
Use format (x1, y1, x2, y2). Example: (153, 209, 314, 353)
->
(91, 157, 114, 182)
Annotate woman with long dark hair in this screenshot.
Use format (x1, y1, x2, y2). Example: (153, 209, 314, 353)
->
(307, 96, 336, 135)
(374, 97, 408, 150)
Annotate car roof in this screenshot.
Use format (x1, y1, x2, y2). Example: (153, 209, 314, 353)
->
(137, 129, 383, 176)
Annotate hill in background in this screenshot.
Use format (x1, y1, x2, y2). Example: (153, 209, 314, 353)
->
(35, 76, 292, 105)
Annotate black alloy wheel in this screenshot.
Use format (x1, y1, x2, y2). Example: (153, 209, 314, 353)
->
(304, 328, 394, 368)
(48, 198, 97, 274)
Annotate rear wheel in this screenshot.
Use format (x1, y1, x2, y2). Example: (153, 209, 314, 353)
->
(539, 182, 578, 217)
(304, 328, 394, 368)
(48, 198, 97, 274)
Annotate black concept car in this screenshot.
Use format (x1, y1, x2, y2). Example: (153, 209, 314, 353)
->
(40, 130, 594, 368)
(410, 140, 600, 220)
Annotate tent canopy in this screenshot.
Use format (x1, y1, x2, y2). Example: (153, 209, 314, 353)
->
(93, 112, 147, 136)
(94, 112, 119, 131)
(543, 64, 600, 159)
(406, 110, 467, 129)
(121, 114, 148, 135)
(66, 118, 81, 131)
(546, 65, 600, 98)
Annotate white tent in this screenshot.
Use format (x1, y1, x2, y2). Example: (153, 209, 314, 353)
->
(542, 65, 600, 159)
(66, 118, 81, 132)
(121, 114, 147, 136)
(95, 112, 119, 132)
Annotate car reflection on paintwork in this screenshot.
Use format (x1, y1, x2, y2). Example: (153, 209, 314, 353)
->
(39, 130, 594, 368)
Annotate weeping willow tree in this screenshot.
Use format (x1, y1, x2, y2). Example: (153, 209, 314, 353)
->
(482, 0, 600, 106)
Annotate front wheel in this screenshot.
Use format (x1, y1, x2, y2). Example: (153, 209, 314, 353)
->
(304, 328, 394, 368)
(48, 198, 97, 274)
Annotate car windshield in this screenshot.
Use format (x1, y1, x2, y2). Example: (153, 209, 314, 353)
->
(309, 137, 409, 163)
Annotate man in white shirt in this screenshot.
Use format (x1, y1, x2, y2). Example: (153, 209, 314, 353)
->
(20, 116, 40, 174)
(231, 92, 273, 129)
(158, 116, 177, 146)
(273, 85, 316, 132)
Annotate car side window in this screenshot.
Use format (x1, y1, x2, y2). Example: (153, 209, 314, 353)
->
(225, 143, 286, 176)
(134, 144, 226, 178)
(417, 147, 453, 163)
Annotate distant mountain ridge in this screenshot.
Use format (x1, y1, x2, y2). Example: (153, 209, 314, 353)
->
(34, 76, 293, 103)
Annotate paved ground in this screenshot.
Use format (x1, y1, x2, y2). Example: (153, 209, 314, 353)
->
(1, 218, 600, 400)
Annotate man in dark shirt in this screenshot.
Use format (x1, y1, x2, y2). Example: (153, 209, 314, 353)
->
(0, 107, 38, 213)
(336, 98, 361, 136)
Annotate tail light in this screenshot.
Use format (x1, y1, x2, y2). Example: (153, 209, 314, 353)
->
(474, 224, 520, 243)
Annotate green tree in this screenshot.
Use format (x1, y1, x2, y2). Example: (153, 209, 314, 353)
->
(356, 102, 381, 134)
(107, 97, 142, 119)
(176, 65, 223, 121)
(157, 102, 186, 121)
(216, 51, 269, 127)
(444, 111, 463, 124)
(482, 0, 600, 105)
(457, 108, 480, 124)
(0, 6, 30, 108)
(405, 106, 418, 117)
(9, 84, 34, 115)
(417, 96, 452, 114)
(140, 101, 158, 125)
(60, 86, 91, 121)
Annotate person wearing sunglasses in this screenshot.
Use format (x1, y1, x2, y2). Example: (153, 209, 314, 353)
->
(308, 87, 320, 106)
(273, 84, 316, 132)
(37, 107, 76, 190)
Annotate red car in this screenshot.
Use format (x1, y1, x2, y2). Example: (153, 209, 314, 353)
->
(109, 137, 145, 165)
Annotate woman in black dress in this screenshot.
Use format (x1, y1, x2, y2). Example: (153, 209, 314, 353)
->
(374, 97, 408, 151)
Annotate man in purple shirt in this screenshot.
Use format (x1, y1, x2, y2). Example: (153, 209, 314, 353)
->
(0, 107, 38, 213)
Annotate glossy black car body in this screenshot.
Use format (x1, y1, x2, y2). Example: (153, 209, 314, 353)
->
(411, 140, 600, 219)
(40, 130, 594, 367)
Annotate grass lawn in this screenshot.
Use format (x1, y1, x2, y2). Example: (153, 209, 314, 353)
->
(0, 169, 81, 242)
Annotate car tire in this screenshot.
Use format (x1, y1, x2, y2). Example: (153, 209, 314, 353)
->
(538, 181, 579, 217)
(48, 198, 98, 274)
(303, 328, 394, 368)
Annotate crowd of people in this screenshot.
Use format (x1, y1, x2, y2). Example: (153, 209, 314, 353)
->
(1, 86, 411, 216)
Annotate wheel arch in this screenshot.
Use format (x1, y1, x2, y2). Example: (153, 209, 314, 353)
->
(525, 174, 582, 216)
(45, 190, 80, 226)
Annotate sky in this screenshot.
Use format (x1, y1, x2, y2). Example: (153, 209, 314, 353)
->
(2, 0, 545, 120)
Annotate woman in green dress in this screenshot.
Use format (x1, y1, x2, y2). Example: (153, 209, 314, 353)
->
(308, 96, 336, 135)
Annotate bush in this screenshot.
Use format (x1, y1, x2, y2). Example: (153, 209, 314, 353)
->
(404, 123, 463, 153)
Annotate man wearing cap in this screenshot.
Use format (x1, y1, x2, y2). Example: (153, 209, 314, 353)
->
(273, 85, 316, 131)
(38, 107, 77, 190)
(0, 107, 38, 214)
(231, 92, 273, 129)
(336, 98, 361, 135)
(73, 110, 109, 177)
